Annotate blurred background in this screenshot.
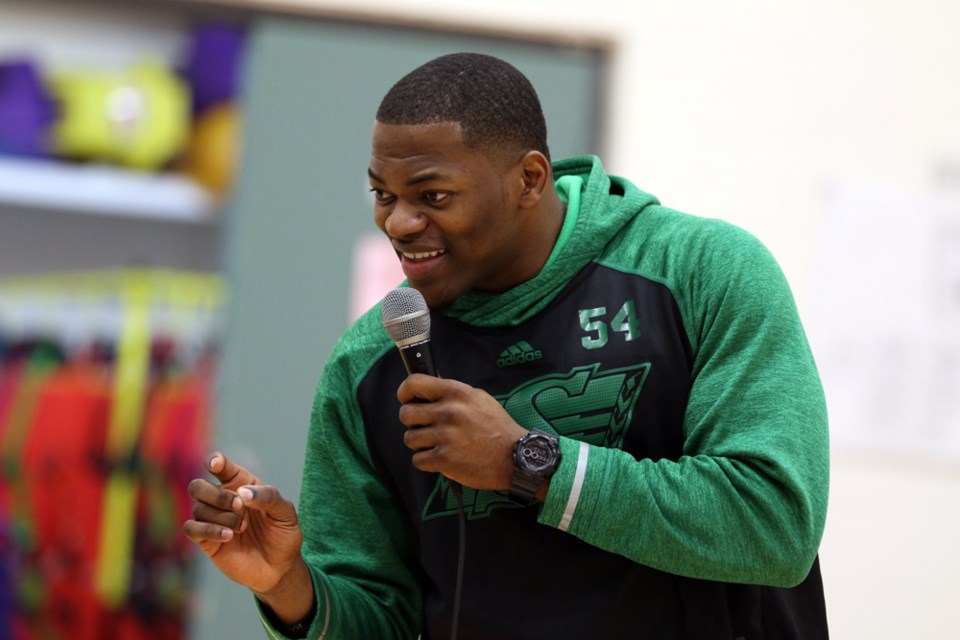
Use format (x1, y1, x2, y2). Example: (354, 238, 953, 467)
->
(0, 0, 957, 638)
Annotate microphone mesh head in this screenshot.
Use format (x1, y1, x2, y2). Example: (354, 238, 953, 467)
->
(380, 287, 430, 344)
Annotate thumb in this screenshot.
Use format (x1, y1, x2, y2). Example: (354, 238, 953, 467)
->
(237, 485, 298, 523)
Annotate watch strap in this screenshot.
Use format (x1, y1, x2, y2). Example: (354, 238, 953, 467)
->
(509, 467, 543, 503)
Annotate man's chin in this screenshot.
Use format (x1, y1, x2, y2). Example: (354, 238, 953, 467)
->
(412, 284, 458, 310)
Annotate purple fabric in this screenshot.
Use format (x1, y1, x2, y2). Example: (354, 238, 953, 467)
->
(182, 24, 247, 114)
(0, 59, 57, 158)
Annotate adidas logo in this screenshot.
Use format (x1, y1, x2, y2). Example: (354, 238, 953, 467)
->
(496, 340, 543, 367)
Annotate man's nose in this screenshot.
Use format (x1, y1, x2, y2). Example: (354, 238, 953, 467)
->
(384, 201, 427, 238)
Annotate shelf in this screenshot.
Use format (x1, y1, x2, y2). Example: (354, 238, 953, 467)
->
(0, 155, 220, 224)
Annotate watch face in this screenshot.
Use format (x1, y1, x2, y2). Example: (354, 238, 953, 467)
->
(519, 436, 556, 474)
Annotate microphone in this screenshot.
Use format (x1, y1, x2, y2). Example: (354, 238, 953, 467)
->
(380, 287, 437, 376)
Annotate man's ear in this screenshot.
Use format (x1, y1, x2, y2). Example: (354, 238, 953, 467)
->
(517, 151, 551, 208)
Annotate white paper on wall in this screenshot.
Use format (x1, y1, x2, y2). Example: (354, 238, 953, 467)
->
(809, 182, 960, 461)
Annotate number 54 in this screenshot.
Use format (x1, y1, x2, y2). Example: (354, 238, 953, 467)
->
(579, 300, 639, 350)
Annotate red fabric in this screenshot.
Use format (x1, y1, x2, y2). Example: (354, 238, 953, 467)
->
(20, 362, 111, 640)
(2, 346, 213, 640)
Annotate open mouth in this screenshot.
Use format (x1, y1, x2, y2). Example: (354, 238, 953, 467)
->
(398, 248, 446, 281)
(401, 249, 446, 262)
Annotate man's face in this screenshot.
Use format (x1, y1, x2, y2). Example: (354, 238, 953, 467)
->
(369, 121, 538, 308)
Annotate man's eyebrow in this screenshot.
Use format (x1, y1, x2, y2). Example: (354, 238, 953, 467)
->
(367, 168, 451, 186)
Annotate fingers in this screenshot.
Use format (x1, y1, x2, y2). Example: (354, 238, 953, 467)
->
(183, 514, 238, 543)
(409, 448, 444, 474)
(402, 424, 439, 451)
(184, 481, 295, 545)
(185, 477, 246, 542)
(402, 426, 449, 474)
(191, 495, 245, 531)
(396, 373, 465, 405)
(186, 454, 255, 544)
(397, 378, 469, 429)
(187, 477, 239, 511)
(206, 451, 260, 488)
(185, 451, 299, 552)
(234, 485, 299, 524)
(186, 452, 260, 524)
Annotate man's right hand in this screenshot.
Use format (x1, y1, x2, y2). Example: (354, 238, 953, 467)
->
(183, 452, 308, 603)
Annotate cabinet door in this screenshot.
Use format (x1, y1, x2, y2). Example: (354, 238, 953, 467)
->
(197, 16, 604, 639)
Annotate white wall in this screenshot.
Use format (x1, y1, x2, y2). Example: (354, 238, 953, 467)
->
(0, 2, 191, 67)
(259, 0, 960, 636)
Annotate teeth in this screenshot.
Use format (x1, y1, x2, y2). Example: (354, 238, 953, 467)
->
(403, 250, 445, 260)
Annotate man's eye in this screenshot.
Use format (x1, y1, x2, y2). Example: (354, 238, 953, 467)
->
(423, 191, 449, 204)
(370, 188, 393, 203)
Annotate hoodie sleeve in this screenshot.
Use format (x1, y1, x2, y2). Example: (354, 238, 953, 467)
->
(537, 211, 829, 588)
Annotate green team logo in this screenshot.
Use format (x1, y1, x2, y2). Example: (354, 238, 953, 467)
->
(422, 362, 650, 521)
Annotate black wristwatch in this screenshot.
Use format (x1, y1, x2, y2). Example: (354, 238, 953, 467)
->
(509, 429, 561, 503)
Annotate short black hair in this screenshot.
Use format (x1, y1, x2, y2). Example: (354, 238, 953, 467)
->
(376, 52, 550, 160)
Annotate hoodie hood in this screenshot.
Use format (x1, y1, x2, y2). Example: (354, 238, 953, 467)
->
(443, 155, 659, 327)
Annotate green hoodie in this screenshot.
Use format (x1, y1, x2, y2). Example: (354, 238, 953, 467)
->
(261, 155, 829, 640)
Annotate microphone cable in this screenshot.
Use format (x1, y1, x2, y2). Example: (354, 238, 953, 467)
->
(448, 479, 466, 640)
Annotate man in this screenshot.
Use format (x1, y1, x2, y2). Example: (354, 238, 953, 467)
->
(184, 52, 830, 639)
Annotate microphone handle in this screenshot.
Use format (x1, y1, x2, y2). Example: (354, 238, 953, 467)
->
(399, 338, 437, 376)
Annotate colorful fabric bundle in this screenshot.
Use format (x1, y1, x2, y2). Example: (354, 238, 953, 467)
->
(0, 269, 223, 640)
